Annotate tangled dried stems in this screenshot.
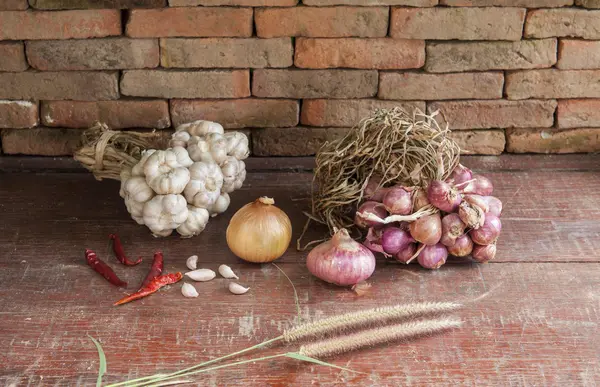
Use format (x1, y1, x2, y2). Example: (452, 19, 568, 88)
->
(310, 107, 461, 234)
(73, 123, 169, 181)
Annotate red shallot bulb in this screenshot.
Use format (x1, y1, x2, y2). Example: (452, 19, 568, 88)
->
(409, 213, 442, 246)
(463, 175, 494, 196)
(364, 175, 388, 202)
(447, 234, 473, 257)
(355, 201, 387, 228)
(417, 243, 448, 269)
(395, 242, 417, 264)
(472, 243, 497, 263)
(470, 214, 502, 245)
(458, 202, 485, 229)
(484, 196, 503, 217)
(449, 164, 473, 185)
(440, 213, 466, 247)
(363, 227, 385, 255)
(464, 195, 503, 217)
(383, 186, 413, 215)
(427, 180, 462, 213)
(307, 228, 376, 286)
(412, 188, 430, 211)
(381, 226, 415, 255)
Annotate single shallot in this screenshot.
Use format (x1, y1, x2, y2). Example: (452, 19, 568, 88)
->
(395, 242, 417, 264)
(448, 164, 473, 186)
(181, 283, 199, 298)
(409, 213, 442, 246)
(458, 202, 485, 229)
(427, 180, 461, 213)
(447, 234, 473, 257)
(218, 264, 239, 279)
(463, 175, 494, 196)
(470, 214, 502, 245)
(185, 268, 216, 282)
(229, 282, 250, 295)
(440, 213, 466, 247)
(381, 226, 415, 255)
(472, 243, 497, 263)
(417, 243, 448, 269)
(383, 186, 412, 215)
(355, 201, 387, 228)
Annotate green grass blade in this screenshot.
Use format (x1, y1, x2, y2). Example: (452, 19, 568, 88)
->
(88, 335, 107, 387)
(272, 263, 302, 323)
(285, 352, 365, 375)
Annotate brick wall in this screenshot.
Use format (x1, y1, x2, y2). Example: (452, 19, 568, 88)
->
(1, 0, 600, 158)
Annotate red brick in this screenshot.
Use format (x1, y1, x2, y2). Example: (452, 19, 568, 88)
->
(379, 72, 503, 100)
(170, 0, 296, 4)
(441, 0, 571, 5)
(557, 40, 600, 70)
(506, 69, 600, 100)
(0, 72, 118, 101)
(295, 38, 424, 70)
(0, 101, 38, 129)
(391, 7, 525, 40)
(29, 0, 166, 8)
(450, 130, 505, 155)
(170, 99, 298, 128)
(557, 99, 600, 128)
(301, 99, 425, 127)
(428, 100, 556, 130)
(127, 8, 252, 38)
(303, 0, 435, 4)
(0, 42, 28, 72)
(255, 7, 388, 38)
(0, 10, 121, 40)
(41, 100, 170, 129)
(0, 1, 28, 10)
(252, 127, 349, 156)
(1, 128, 82, 156)
(525, 9, 600, 39)
(161, 38, 292, 68)
(425, 40, 556, 73)
(506, 128, 600, 153)
(26, 39, 159, 71)
(121, 70, 250, 99)
(253, 69, 378, 98)
(577, 0, 600, 7)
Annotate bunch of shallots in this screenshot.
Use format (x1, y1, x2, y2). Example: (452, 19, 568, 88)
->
(356, 164, 502, 269)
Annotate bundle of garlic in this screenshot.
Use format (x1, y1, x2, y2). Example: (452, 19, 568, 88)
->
(75, 120, 249, 238)
(119, 120, 249, 237)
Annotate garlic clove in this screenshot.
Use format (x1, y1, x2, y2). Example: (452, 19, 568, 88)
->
(186, 255, 198, 270)
(218, 264, 239, 279)
(181, 283, 199, 298)
(185, 268, 216, 282)
(228, 282, 250, 295)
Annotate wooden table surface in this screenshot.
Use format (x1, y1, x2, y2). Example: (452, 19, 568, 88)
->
(1, 155, 599, 386)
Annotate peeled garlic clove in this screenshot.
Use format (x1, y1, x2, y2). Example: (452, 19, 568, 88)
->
(181, 283, 199, 298)
(186, 255, 198, 270)
(185, 269, 216, 282)
(228, 282, 249, 295)
(218, 264, 239, 279)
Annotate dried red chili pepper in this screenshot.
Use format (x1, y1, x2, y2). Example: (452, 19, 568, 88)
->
(139, 251, 164, 289)
(85, 249, 127, 287)
(109, 234, 142, 266)
(114, 272, 182, 306)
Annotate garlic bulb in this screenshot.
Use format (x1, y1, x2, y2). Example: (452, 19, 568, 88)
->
(226, 197, 292, 263)
(144, 149, 192, 195)
(177, 205, 210, 238)
(186, 255, 198, 270)
(170, 131, 191, 148)
(143, 194, 189, 237)
(228, 282, 250, 295)
(218, 264, 239, 279)
(187, 133, 228, 165)
(185, 268, 216, 282)
(208, 193, 230, 217)
(220, 157, 246, 194)
(184, 162, 223, 208)
(181, 283, 199, 298)
(122, 176, 155, 225)
(175, 120, 224, 137)
(131, 149, 156, 176)
(224, 131, 250, 160)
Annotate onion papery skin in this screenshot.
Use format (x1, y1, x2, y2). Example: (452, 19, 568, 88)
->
(226, 197, 292, 263)
(458, 202, 485, 230)
(413, 188, 430, 211)
(427, 180, 461, 213)
(355, 201, 388, 228)
(417, 243, 448, 269)
(382, 226, 415, 255)
(409, 213, 442, 246)
(440, 213, 466, 247)
(449, 164, 473, 186)
(363, 227, 386, 255)
(470, 214, 502, 245)
(472, 243, 497, 263)
(395, 243, 417, 264)
(383, 187, 413, 215)
(447, 234, 473, 257)
(307, 229, 376, 286)
(463, 175, 494, 196)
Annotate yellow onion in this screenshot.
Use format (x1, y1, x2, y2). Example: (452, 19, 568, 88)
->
(226, 197, 292, 263)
